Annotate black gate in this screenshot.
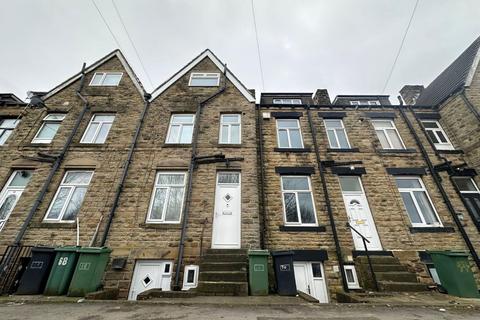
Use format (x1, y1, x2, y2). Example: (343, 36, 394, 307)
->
(0, 245, 33, 294)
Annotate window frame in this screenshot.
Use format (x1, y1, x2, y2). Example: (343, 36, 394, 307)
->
(280, 175, 318, 226)
(32, 113, 66, 144)
(146, 171, 187, 224)
(219, 114, 241, 144)
(396, 176, 442, 228)
(80, 114, 115, 144)
(88, 72, 123, 86)
(371, 119, 406, 149)
(273, 98, 302, 105)
(188, 72, 220, 87)
(276, 119, 304, 149)
(0, 118, 21, 145)
(0, 170, 33, 232)
(453, 177, 480, 194)
(324, 119, 351, 149)
(344, 265, 361, 289)
(43, 170, 94, 223)
(349, 100, 381, 106)
(421, 120, 454, 150)
(165, 114, 195, 144)
(182, 265, 199, 290)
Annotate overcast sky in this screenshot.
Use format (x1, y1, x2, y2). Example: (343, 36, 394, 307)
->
(1, 0, 479, 102)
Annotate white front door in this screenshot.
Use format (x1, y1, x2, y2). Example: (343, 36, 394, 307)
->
(294, 262, 329, 303)
(128, 260, 172, 300)
(212, 172, 241, 249)
(339, 176, 382, 251)
(0, 189, 23, 232)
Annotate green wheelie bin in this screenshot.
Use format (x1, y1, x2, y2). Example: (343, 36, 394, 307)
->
(44, 246, 81, 296)
(67, 247, 112, 297)
(248, 250, 269, 295)
(428, 251, 480, 298)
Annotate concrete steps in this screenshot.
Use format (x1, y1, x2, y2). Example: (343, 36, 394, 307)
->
(197, 248, 248, 296)
(355, 254, 428, 293)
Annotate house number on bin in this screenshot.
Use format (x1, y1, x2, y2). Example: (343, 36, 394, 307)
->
(280, 264, 290, 271)
(254, 264, 264, 271)
(58, 257, 69, 266)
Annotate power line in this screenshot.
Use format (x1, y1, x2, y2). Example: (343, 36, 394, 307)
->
(111, 0, 154, 89)
(382, 0, 419, 94)
(251, 0, 265, 91)
(91, 0, 125, 52)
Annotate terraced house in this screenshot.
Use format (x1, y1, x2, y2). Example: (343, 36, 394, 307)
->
(0, 37, 479, 302)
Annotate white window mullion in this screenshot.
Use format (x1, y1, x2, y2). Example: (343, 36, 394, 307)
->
(409, 190, 427, 226)
(295, 192, 302, 224)
(57, 186, 75, 221)
(162, 187, 171, 221)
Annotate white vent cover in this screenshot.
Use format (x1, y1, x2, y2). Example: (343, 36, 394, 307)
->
(262, 112, 271, 119)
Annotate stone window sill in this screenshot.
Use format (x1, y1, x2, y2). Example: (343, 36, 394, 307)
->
(326, 148, 360, 153)
(377, 148, 416, 154)
(436, 149, 463, 154)
(274, 147, 311, 153)
(35, 222, 77, 229)
(217, 144, 243, 148)
(279, 225, 326, 232)
(162, 144, 192, 148)
(139, 223, 182, 229)
(409, 226, 455, 233)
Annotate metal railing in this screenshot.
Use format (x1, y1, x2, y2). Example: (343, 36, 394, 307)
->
(346, 222, 379, 291)
(0, 245, 33, 294)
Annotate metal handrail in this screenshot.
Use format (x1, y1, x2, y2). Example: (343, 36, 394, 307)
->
(346, 222, 379, 291)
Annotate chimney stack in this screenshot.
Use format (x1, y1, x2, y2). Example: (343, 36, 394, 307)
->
(399, 85, 424, 105)
(312, 89, 331, 105)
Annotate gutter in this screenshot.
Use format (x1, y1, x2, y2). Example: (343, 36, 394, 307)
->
(306, 107, 350, 292)
(397, 98, 480, 270)
(173, 64, 228, 289)
(99, 92, 151, 246)
(14, 63, 90, 245)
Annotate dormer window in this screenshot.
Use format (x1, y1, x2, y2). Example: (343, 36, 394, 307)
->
(189, 73, 220, 87)
(89, 72, 123, 86)
(273, 99, 302, 105)
(350, 101, 381, 106)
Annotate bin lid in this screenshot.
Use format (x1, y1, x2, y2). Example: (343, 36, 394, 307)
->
(54, 245, 81, 252)
(427, 250, 470, 257)
(77, 247, 112, 254)
(31, 246, 55, 253)
(271, 250, 294, 257)
(248, 250, 269, 256)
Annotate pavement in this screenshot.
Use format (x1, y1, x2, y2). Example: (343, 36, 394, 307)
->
(0, 293, 479, 319)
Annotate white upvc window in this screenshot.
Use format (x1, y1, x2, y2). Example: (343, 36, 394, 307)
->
(80, 114, 115, 144)
(44, 171, 93, 222)
(147, 172, 186, 224)
(0, 170, 33, 232)
(0, 118, 20, 145)
(281, 176, 317, 226)
(344, 265, 361, 289)
(395, 177, 442, 227)
(452, 177, 480, 226)
(188, 73, 220, 87)
(182, 265, 199, 290)
(453, 177, 480, 194)
(32, 114, 66, 144)
(89, 72, 123, 86)
(273, 98, 302, 105)
(421, 120, 454, 150)
(350, 100, 381, 106)
(324, 119, 350, 149)
(371, 119, 405, 149)
(166, 114, 195, 144)
(277, 119, 304, 148)
(219, 114, 241, 144)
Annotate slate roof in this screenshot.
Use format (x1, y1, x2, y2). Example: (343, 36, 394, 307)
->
(416, 36, 480, 106)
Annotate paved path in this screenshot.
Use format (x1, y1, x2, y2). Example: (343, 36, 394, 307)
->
(0, 301, 479, 320)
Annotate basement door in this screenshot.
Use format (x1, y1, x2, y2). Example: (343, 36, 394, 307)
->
(128, 260, 172, 300)
(293, 262, 329, 303)
(212, 172, 241, 249)
(339, 176, 382, 251)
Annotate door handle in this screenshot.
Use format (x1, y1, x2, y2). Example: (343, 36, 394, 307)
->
(307, 284, 311, 294)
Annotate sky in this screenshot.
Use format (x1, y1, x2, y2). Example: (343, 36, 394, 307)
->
(1, 0, 479, 103)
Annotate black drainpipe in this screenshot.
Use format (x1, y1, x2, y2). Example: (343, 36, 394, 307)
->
(306, 107, 349, 292)
(14, 63, 90, 245)
(256, 104, 267, 249)
(173, 65, 228, 289)
(460, 90, 480, 122)
(397, 98, 480, 270)
(99, 92, 151, 247)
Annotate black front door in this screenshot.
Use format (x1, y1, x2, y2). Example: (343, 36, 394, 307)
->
(462, 193, 480, 230)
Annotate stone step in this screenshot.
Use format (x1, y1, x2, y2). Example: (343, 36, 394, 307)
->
(197, 281, 248, 296)
(137, 289, 196, 300)
(199, 271, 247, 282)
(375, 271, 418, 283)
(202, 254, 248, 263)
(371, 264, 408, 272)
(378, 281, 428, 292)
(200, 261, 247, 272)
(356, 256, 400, 265)
(204, 249, 248, 255)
